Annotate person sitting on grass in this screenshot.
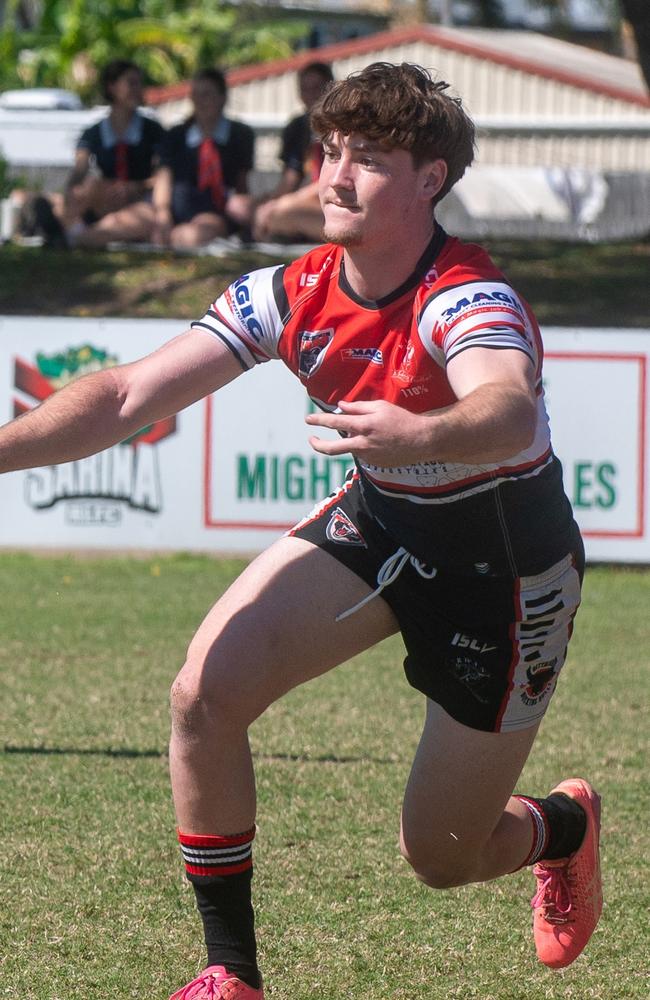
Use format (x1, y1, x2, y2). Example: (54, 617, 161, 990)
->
(22, 59, 166, 249)
(150, 68, 255, 250)
(250, 60, 334, 244)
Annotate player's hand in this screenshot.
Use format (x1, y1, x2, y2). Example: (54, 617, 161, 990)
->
(306, 399, 435, 466)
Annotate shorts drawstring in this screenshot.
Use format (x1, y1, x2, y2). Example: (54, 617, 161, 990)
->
(336, 545, 437, 622)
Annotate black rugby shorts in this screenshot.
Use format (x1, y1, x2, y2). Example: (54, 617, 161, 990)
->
(288, 472, 583, 733)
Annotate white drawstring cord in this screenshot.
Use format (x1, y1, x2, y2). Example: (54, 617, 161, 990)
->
(335, 546, 437, 622)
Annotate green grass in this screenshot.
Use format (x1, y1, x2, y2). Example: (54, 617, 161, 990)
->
(1, 554, 648, 999)
(1, 239, 648, 326)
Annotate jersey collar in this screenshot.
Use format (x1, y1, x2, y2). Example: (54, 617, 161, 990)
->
(338, 224, 447, 310)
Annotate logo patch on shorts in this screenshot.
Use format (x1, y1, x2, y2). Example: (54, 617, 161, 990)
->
(326, 507, 366, 546)
(448, 655, 492, 703)
(521, 658, 557, 707)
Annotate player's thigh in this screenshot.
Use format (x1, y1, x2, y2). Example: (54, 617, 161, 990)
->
(400, 699, 538, 871)
(178, 535, 399, 724)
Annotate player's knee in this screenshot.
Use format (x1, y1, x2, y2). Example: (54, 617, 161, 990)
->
(400, 839, 476, 890)
(170, 656, 249, 738)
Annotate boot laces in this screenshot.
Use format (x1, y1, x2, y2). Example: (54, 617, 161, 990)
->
(179, 970, 238, 999)
(531, 864, 574, 924)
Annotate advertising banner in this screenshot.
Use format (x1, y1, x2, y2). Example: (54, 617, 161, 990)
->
(0, 316, 647, 562)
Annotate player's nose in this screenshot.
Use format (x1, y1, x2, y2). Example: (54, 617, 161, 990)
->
(327, 155, 355, 189)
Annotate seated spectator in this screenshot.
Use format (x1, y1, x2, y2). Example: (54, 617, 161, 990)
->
(151, 68, 255, 249)
(58, 59, 165, 248)
(251, 61, 333, 244)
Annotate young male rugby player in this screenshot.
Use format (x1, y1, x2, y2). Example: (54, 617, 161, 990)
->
(0, 64, 602, 998)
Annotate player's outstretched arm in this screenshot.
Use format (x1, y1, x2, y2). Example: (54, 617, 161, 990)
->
(0, 329, 243, 474)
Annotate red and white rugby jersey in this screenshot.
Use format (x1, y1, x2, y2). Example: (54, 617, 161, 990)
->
(192, 226, 553, 508)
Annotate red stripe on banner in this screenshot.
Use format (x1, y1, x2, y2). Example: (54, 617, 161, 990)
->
(545, 350, 646, 539)
(13, 399, 30, 417)
(134, 416, 177, 445)
(203, 395, 296, 531)
(184, 859, 253, 877)
(178, 827, 255, 848)
(14, 358, 55, 402)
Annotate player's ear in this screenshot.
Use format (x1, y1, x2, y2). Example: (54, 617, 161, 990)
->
(421, 159, 447, 202)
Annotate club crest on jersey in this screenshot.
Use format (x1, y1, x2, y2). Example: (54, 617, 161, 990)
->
(298, 328, 334, 378)
(326, 507, 366, 546)
(340, 347, 383, 365)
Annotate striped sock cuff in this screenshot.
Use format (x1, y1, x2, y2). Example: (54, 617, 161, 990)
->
(178, 826, 256, 877)
(514, 796, 550, 867)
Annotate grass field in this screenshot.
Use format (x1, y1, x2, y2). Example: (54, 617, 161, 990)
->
(1, 239, 648, 327)
(1, 553, 648, 999)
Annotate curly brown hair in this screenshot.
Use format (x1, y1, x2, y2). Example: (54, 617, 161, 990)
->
(310, 62, 475, 203)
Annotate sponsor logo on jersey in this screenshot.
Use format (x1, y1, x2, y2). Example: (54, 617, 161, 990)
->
(441, 289, 524, 326)
(325, 507, 366, 546)
(520, 658, 557, 707)
(340, 347, 383, 365)
(401, 383, 429, 398)
(391, 341, 432, 390)
(298, 328, 334, 378)
(298, 272, 319, 287)
(229, 275, 264, 343)
(13, 345, 176, 521)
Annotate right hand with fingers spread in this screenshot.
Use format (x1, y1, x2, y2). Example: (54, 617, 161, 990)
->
(306, 399, 435, 467)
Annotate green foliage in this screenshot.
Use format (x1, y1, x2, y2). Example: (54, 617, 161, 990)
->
(0, 0, 308, 101)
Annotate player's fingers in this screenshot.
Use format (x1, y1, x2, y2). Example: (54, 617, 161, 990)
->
(308, 434, 359, 456)
(305, 412, 346, 429)
(336, 399, 376, 414)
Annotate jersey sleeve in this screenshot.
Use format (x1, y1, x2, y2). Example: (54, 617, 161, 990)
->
(190, 265, 287, 371)
(418, 280, 538, 368)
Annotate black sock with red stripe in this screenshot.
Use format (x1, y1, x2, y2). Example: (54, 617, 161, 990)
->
(516, 794, 587, 865)
(178, 828, 260, 989)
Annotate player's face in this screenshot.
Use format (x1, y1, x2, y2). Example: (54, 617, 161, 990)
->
(319, 132, 445, 249)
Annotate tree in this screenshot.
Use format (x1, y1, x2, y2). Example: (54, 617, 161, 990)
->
(530, 0, 650, 91)
(619, 0, 650, 90)
(0, 1, 308, 101)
